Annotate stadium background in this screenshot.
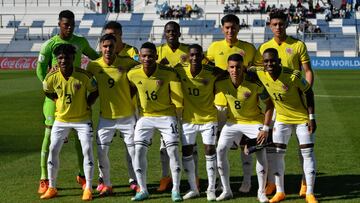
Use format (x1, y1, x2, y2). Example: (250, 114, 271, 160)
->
(0, 0, 359, 202)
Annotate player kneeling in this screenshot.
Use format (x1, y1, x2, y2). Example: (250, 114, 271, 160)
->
(215, 54, 273, 202)
(40, 44, 98, 201)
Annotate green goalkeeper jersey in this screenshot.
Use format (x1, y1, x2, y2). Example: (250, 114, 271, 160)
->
(36, 34, 99, 81)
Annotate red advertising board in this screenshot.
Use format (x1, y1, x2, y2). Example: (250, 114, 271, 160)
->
(0, 57, 90, 70)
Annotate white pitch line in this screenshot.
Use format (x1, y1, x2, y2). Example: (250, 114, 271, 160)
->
(315, 95, 360, 98)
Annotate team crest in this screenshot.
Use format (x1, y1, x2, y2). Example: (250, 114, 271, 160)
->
(282, 84, 289, 91)
(156, 80, 164, 86)
(202, 78, 209, 85)
(239, 50, 246, 57)
(286, 48, 293, 55)
(243, 91, 251, 99)
(74, 83, 81, 90)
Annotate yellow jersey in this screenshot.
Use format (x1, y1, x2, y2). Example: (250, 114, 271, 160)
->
(174, 63, 218, 124)
(127, 64, 180, 117)
(156, 43, 189, 67)
(119, 43, 139, 60)
(255, 67, 311, 124)
(43, 69, 97, 122)
(254, 36, 310, 70)
(215, 77, 269, 124)
(86, 56, 139, 119)
(206, 39, 256, 70)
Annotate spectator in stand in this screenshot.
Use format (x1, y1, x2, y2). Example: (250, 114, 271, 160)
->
(279, 4, 285, 11)
(185, 4, 192, 17)
(224, 4, 230, 13)
(266, 5, 271, 13)
(260, 0, 266, 13)
(108, 0, 113, 13)
(346, 0, 353, 11)
(315, 2, 323, 13)
(356, 0, 360, 11)
(193, 4, 201, 17)
(314, 25, 321, 34)
(125, 0, 132, 12)
(240, 19, 248, 28)
(289, 3, 296, 13)
(297, 0, 302, 8)
(324, 7, 332, 21)
(340, 8, 346, 18)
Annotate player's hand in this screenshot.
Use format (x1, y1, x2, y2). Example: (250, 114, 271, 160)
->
(257, 130, 268, 145)
(159, 57, 169, 65)
(308, 119, 317, 134)
(49, 65, 59, 73)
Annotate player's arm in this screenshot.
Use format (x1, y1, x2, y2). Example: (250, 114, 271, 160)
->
(214, 81, 228, 129)
(257, 88, 274, 145)
(43, 75, 57, 101)
(36, 41, 52, 81)
(304, 87, 316, 133)
(299, 41, 314, 86)
(87, 90, 98, 106)
(86, 77, 98, 106)
(44, 92, 58, 101)
(82, 39, 100, 60)
(170, 71, 184, 118)
(302, 62, 314, 86)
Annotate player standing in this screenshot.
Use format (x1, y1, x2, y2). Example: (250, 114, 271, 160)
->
(40, 44, 98, 200)
(215, 54, 273, 202)
(207, 14, 257, 193)
(36, 10, 99, 193)
(253, 48, 317, 203)
(174, 44, 223, 200)
(86, 34, 140, 196)
(127, 42, 182, 202)
(253, 10, 314, 196)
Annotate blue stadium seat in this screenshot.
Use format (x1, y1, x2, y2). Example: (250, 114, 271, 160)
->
(253, 19, 265, 27)
(343, 19, 355, 26)
(31, 20, 44, 27)
(82, 14, 107, 27)
(6, 20, 21, 28)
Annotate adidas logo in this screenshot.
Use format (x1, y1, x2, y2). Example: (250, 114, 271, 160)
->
(266, 83, 269, 87)
(219, 52, 224, 55)
(138, 81, 142, 85)
(56, 85, 61, 89)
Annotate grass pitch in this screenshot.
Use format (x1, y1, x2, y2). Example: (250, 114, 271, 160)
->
(0, 70, 359, 203)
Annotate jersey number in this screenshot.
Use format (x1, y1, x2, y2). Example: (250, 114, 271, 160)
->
(145, 90, 158, 100)
(65, 94, 72, 104)
(234, 101, 241, 109)
(273, 93, 284, 101)
(170, 123, 178, 134)
(188, 88, 200, 96)
(108, 78, 115, 88)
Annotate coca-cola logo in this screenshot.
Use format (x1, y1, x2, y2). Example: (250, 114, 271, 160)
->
(0, 57, 38, 69)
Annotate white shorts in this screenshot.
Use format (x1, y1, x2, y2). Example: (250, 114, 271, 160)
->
(218, 122, 262, 147)
(182, 122, 217, 146)
(96, 115, 136, 146)
(51, 120, 93, 142)
(272, 121, 315, 145)
(134, 116, 179, 147)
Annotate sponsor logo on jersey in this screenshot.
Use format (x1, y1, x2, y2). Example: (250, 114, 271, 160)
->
(56, 85, 62, 89)
(138, 81, 142, 85)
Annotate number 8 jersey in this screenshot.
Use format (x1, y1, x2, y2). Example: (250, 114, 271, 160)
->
(43, 69, 97, 122)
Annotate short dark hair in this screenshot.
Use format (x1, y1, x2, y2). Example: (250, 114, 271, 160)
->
(100, 34, 116, 43)
(263, 48, 279, 58)
(141, 42, 157, 52)
(59, 10, 75, 20)
(221, 14, 239, 26)
(164, 21, 180, 32)
(189, 44, 203, 53)
(269, 10, 287, 21)
(227, 53, 243, 62)
(104, 21, 122, 32)
(53, 44, 76, 57)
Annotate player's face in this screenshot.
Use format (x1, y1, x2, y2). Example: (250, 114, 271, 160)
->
(164, 24, 181, 44)
(263, 52, 280, 75)
(269, 18, 287, 38)
(101, 39, 116, 60)
(58, 18, 74, 38)
(56, 53, 74, 71)
(104, 28, 122, 44)
(222, 22, 240, 42)
(188, 48, 203, 67)
(140, 48, 158, 69)
(227, 60, 243, 81)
